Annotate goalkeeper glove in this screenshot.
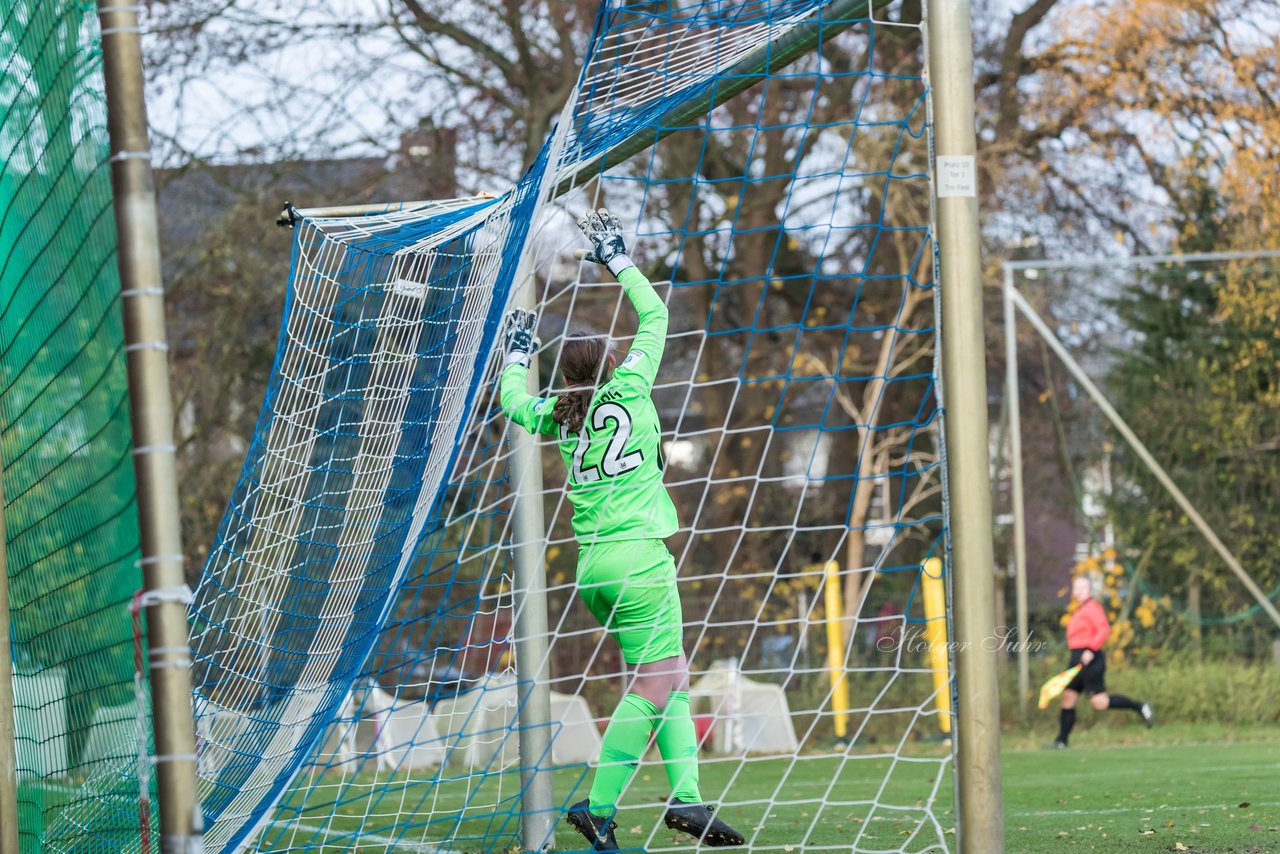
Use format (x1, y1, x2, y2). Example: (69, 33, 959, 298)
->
(576, 207, 634, 277)
(503, 309, 539, 369)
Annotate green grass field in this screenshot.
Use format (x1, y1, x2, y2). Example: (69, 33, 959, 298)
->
(258, 724, 1280, 853)
(1000, 727, 1280, 854)
(19, 725, 1280, 852)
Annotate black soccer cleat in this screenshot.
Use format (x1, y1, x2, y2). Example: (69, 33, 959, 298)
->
(566, 799, 634, 853)
(664, 799, 745, 847)
(1141, 702, 1155, 729)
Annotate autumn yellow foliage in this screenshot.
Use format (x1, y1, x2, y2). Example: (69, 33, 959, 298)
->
(989, 0, 1278, 254)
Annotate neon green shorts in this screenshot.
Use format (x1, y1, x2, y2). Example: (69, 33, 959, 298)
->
(577, 539, 684, 665)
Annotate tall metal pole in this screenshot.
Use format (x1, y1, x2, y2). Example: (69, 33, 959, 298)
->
(926, 3, 1004, 851)
(1008, 287, 1280, 630)
(97, 3, 201, 852)
(0, 476, 20, 854)
(510, 270, 555, 851)
(1003, 268, 1030, 719)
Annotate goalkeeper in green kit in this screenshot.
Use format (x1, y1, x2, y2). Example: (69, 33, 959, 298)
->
(500, 209, 745, 852)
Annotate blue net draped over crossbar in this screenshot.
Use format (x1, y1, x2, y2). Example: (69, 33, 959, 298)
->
(186, 2, 892, 850)
(562, 0, 833, 176)
(187, 182, 541, 850)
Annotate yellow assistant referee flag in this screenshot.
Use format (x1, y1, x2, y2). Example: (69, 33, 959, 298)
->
(1037, 665, 1082, 710)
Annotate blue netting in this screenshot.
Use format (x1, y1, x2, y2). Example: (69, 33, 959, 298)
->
(188, 149, 552, 849)
(564, 0, 837, 170)
(187, 2, 950, 852)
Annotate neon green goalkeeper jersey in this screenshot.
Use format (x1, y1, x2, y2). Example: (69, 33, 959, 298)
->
(500, 266, 678, 544)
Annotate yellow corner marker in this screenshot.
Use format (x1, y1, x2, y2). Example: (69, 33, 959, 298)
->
(823, 560, 850, 740)
(920, 558, 952, 735)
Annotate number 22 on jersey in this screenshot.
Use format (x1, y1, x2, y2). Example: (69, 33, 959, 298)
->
(564, 402, 643, 483)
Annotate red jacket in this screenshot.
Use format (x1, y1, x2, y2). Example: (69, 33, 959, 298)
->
(1066, 598, 1110, 651)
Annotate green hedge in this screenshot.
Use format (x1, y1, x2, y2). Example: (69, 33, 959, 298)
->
(1007, 654, 1280, 730)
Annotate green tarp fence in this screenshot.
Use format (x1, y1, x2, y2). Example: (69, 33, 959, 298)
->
(1, 2, 148, 850)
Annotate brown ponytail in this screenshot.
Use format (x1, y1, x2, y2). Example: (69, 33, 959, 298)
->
(552, 332, 610, 433)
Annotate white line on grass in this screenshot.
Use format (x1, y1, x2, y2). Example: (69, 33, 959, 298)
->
(1010, 801, 1280, 818)
(264, 819, 461, 853)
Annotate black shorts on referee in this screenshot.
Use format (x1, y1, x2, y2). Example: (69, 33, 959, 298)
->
(1067, 647, 1106, 695)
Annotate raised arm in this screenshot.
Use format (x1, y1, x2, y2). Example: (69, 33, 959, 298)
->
(577, 208, 667, 390)
(613, 266, 666, 390)
(499, 309, 557, 436)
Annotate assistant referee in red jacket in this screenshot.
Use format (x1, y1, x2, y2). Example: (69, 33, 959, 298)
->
(1055, 575, 1155, 748)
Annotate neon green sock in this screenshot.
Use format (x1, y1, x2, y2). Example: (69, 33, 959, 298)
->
(654, 691, 702, 803)
(588, 693, 659, 816)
